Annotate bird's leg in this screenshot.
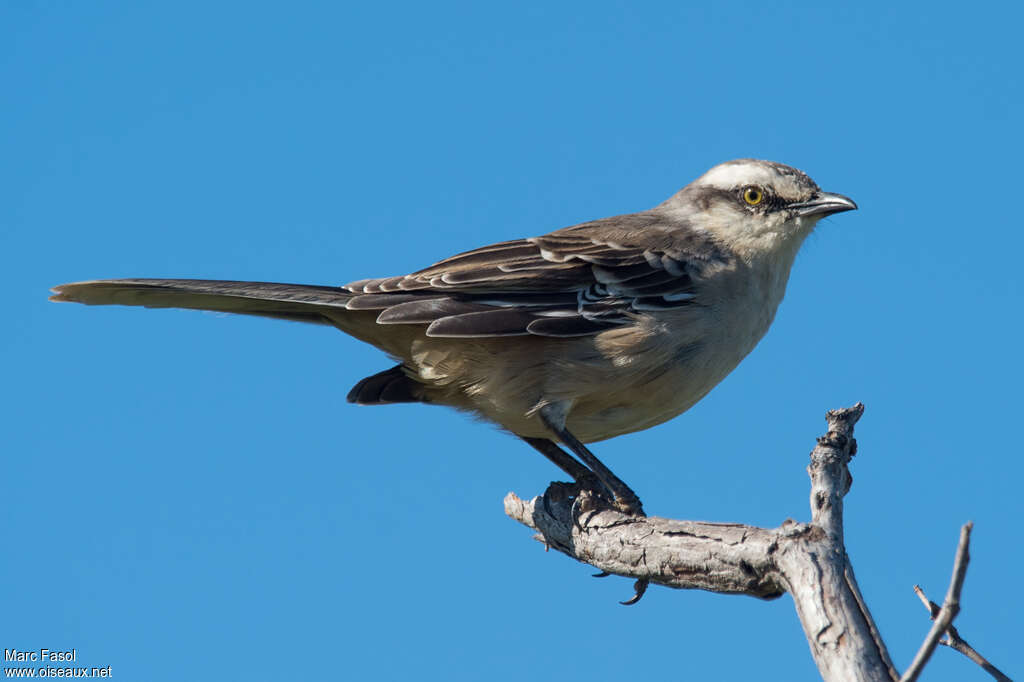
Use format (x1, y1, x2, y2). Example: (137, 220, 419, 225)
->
(520, 436, 612, 518)
(520, 436, 594, 482)
(537, 405, 645, 516)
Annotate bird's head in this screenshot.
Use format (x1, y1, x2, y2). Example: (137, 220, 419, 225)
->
(662, 159, 857, 258)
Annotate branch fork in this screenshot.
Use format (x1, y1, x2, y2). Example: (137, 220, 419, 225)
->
(505, 404, 1009, 682)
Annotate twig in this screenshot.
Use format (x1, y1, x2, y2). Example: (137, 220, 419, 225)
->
(913, 584, 1012, 681)
(807, 403, 863, 541)
(900, 523, 974, 682)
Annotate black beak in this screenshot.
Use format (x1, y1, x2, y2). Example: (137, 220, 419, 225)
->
(790, 191, 858, 217)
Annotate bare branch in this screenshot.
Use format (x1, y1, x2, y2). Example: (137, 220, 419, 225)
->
(505, 405, 1002, 682)
(912, 584, 1012, 681)
(900, 523, 974, 682)
(504, 491, 787, 598)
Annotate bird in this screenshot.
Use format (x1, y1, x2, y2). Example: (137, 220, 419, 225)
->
(51, 159, 856, 516)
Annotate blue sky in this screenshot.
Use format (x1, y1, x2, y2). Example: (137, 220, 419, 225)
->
(4, 2, 1021, 680)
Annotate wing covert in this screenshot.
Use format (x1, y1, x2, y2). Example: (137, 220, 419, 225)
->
(342, 212, 729, 338)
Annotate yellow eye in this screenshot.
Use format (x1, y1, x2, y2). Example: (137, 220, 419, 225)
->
(743, 186, 764, 206)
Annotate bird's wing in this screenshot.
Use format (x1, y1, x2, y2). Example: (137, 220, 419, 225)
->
(343, 212, 729, 338)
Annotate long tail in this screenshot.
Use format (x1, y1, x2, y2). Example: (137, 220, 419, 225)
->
(53, 278, 431, 405)
(50, 278, 355, 326)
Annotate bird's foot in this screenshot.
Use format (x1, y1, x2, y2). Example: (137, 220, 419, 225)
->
(539, 474, 645, 529)
(611, 490, 645, 517)
(541, 478, 649, 604)
(574, 471, 612, 503)
(568, 473, 645, 519)
(563, 473, 606, 529)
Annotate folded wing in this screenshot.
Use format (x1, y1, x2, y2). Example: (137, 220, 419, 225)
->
(342, 212, 728, 338)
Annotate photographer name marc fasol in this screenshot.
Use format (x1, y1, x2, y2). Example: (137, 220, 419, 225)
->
(4, 649, 77, 662)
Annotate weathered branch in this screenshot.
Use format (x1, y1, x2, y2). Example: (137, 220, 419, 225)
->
(505, 492, 788, 597)
(906, 536, 1011, 681)
(505, 404, 998, 681)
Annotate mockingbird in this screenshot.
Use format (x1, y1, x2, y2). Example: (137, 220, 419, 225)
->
(51, 159, 856, 515)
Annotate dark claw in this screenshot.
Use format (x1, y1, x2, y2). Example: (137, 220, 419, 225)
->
(592, 571, 611, 578)
(570, 494, 593, 531)
(620, 578, 649, 606)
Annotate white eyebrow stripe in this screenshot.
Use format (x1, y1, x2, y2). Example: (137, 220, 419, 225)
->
(697, 162, 779, 188)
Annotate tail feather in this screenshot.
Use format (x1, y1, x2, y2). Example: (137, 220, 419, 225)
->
(50, 278, 355, 326)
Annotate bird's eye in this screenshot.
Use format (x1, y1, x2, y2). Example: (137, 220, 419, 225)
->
(743, 186, 764, 206)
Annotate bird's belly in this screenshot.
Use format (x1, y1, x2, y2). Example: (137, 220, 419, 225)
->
(563, 360, 729, 442)
(406, 303, 774, 444)
(562, 314, 773, 443)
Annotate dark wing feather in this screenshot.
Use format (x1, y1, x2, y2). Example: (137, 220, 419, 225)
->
(376, 298, 492, 324)
(425, 310, 541, 337)
(524, 316, 617, 338)
(342, 211, 730, 338)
